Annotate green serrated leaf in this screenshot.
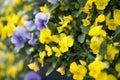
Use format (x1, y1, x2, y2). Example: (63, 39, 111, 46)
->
(78, 33, 86, 43)
(99, 40, 107, 56)
(80, 25, 90, 34)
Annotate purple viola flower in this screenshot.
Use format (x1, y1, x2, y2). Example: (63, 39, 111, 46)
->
(24, 20, 36, 31)
(28, 33, 37, 46)
(35, 12, 50, 31)
(11, 27, 27, 48)
(47, 0, 58, 4)
(24, 71, 41, 80)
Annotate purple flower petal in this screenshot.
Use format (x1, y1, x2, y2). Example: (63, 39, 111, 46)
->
(11, 27, 27, 49)
(28, 38, 37, 46)
(27, 33, 37, 46)
(47, 0, 58, 4)
(35, 12, 50, 30)
(24, 21, 36, 31)
(24, 71, 41, 80)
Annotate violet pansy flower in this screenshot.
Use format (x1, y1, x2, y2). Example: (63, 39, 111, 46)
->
(11, 27, 37, 49)
(35, 12, 50, 31)
(24, 20, 36, 31)
(11, 27, 27, 48)
(24, 71, 41, 80)
(28, 33, 37, 46)
(47, 0, 58, 4)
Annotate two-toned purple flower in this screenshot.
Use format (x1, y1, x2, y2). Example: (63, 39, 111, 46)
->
(35, 12, 50, 31)
(11, 27, 37, 49)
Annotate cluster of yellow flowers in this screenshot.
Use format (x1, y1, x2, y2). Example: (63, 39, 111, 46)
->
(27, 0, 120, 79)
(0, 42, 24, 79)
(0, 0, 25, 39)
(1, 0, 120, 80)
(28, 15, 74, 73)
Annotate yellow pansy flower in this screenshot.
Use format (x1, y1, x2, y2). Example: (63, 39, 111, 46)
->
(13, 0, 22, 6)
(38, 51, 46, 67)
(6, 23, 16, 37)
(82, 19, 90, 26)
(59, 37, 68, 53)
(89, 25, 102, 36)
(39, 28, 52, 44)
(1, 27, 7, 39)
(24, 5, 32, 11)
(95, 72, 107, 80)
(59, 36, 74, 53)
(88, 60, 108, 78)
(115, 63, 120, 72)
(45, 45, 52, 56)
(28, 62, 40, 72)
(52, 46, 61, 57)
(90, 41, 101, 54)
(106, 19, 117, 30)
(94, 0, 110, 10)
(70, 62, 87, 80)
(6, 66, 17, 78)
(57, 15, 72, 33)
(56, 67, 65, 75)
(0, 22, 3, 35)
(60, 33, 66, 40)
(106, 12, 118, 30)
(1, 23, 15, 39)
(90, 36, 104, 54)
(96, 14, 105, 22)
(107, 74, 117, 80)
(67, 36, 74, 47)
(17, 61, 24, 71)
(0, 42, 7, 51)
(89, 25, 106, 37)
(5, 52, 15, 64)
(115, 63, 120, 77)
(83, 0, 94, 14)
(114, 9, 120, 25)
(40, 4, 49, 13)
(52, 35, 60, 43)
(104, 44, 119, 61)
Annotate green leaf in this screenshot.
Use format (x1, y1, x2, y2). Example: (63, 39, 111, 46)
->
(50, 3, 60, 12)
(99, 40, 107, 56)
(115, 27, 120, 36)
(45, 61, 57, 76)
(46, 66, 54, 76)
(77, 0, 87, 6)
(77, 33, 86, 43)
(114, 27, 120, 42)
(80, 25, 90, 34)
(48, 22, 56, 32)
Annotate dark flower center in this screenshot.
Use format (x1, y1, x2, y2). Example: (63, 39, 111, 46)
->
(40, 20, 46, 27)
(18, 36, 23, 42)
